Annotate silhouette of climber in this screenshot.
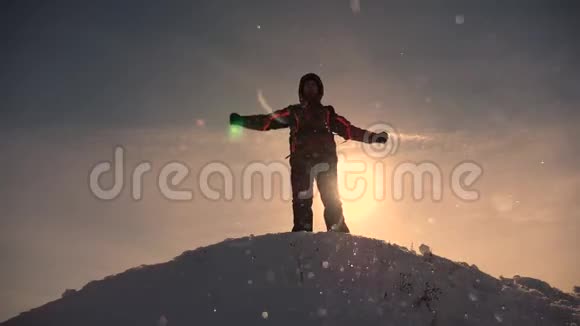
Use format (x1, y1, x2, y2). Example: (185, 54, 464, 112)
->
(230, 73, 388, 233)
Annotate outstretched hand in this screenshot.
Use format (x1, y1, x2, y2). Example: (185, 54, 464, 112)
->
(230, 112, 242, 125)
(374, 131, 389, 144)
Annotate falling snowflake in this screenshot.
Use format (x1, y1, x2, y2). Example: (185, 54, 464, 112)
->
(157, 315, 168, 326)
(350, 0, 360, 14)
(266, 270, 276, 282)
(261, 311, 269, 319)
(322, 261, 329, 269)
(317, 307, 328, 317)
(469, 292, 478, 301)
(455, 14, 465, 25)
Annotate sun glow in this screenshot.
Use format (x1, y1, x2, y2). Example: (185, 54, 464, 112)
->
(337, 157, 382, 221)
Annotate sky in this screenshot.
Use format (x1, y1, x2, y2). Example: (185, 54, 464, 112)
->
(1, 0, 579, 321)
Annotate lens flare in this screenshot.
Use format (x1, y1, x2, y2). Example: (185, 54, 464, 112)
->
(229, 125, 243, 140)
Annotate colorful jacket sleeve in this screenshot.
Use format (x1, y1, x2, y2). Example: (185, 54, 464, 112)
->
(234, 106, 292, 131)
(327, 106, 377, 143)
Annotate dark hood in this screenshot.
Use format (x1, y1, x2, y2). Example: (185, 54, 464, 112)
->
(298, 73, 324, 103)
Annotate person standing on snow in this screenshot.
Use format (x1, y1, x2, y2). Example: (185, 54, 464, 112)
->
(230, 73, 388, 233)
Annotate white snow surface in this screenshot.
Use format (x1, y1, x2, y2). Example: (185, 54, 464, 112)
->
(2, 232, 578, 325)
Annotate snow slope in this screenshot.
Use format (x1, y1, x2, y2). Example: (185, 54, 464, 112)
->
(2, 232, 578, 325)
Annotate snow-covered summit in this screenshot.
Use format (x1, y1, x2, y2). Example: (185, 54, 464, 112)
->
(2, 232, 578, 325)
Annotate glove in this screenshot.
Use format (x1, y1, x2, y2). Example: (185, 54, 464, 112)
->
(230, 112, 242, 126)
(374, 131, 388, 144)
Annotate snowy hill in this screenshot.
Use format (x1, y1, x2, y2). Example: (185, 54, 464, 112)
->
(2, 232, 578, 325)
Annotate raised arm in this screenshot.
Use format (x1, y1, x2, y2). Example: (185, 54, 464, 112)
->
(230, 106, 291, 131)
(327, 106, 388, 143)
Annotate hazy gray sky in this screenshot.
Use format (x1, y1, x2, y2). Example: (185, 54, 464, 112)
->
(1, 0, 579, 321)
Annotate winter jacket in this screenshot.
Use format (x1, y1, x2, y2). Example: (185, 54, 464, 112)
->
(231, 103, 380, 157)
(230, 73, 384, 158)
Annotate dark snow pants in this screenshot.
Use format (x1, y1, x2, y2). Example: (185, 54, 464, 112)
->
(289, 154, 350, 233)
